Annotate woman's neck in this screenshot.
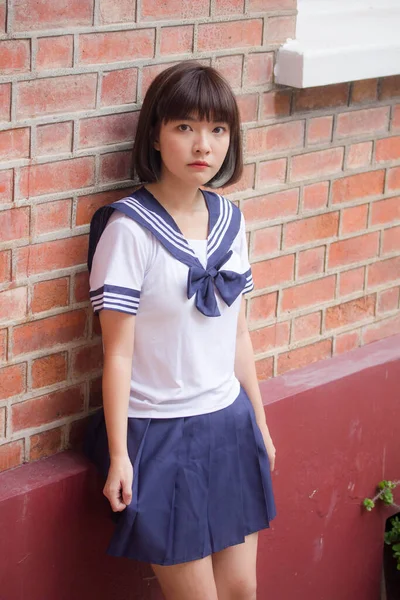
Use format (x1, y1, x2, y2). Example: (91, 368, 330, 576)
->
(144, 179, 204, 215)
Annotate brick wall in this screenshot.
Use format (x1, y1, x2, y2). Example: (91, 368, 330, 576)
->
(0, 0, 399, 472)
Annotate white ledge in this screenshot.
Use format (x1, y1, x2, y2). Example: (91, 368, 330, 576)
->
(274, 0, 400, 88)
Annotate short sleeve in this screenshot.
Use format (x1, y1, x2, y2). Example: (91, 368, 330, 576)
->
(89, 213, 150, 316)
(239, 213, 254, 295)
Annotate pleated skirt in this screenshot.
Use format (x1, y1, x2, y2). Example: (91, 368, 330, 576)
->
(83, 386, 277, 566)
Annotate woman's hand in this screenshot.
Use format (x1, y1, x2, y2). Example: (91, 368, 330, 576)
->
(258, 424, 276, 472)
(103, 455, 133, 512)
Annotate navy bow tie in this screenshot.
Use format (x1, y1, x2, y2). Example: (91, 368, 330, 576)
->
(187, 251, 247, 317)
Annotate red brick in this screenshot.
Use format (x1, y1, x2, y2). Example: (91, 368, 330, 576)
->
(79, 112, 138, 148)
(294, 84, 349, 112)
(249, 0, 296, 8)
(222, 163, 255, 194)
(303, 181, 329, 212)
(16, 74, 97, 119)
(258, 158, 287, 187)
(215, 55, 243, 88)
(0, 329, 7, 362)
(249, 292, 277, 323)
(284, 212, 339, 248)
(370, 196, 400, 225)
(250, 321, 290, 354)
(0, 440, 24, 472)
(74, 271, 90, 303)
(341, 204, 368, 234)
(0, 169, 13, 204)
(332, 170, 385, 204)
(198, 20, 263, 52)
(363, 313, 400, 345)
(0, 83, 11, 121)
(339, 267, 365, 296)
(214, 0, 244, 14)
(101, 68, 138, 106)
(345, 141, 372, 170)
(325, 294, 375, 330)
(351, 79, 378, 104)
(252, 226, 281, 258)
(0, 287, 27, 324)
(261, 90, 291, 119)
(0, 363, 26, 400)
(14, 0, 93, 31)
(0, 128, 30, 160)
(141, 0, 209, 19)
(328, 232, 379, 268)
(255, 357, 274, 381)
(292, 311, 321, 342)
(99, 0, 136, 23)
(79, 30, 154, 64)
(267, 15, 296, 44)
(37, 36, 73, 70)
(32, 352, 68, 389)
(0, 207, 29, 242)
(0, 250, 11, 284)
(334, 331, 360, 355)
(36, 122, 72, 156)
(242, 189, 299, 223)
(30, 427, 63, 461)
(368, 256, 400, 288)
(297, 246, 325, 279)
(277, 339, 332, 375)
(76, 189, 130, 226)
(252, 255, 295, 290)
(12, 385, 84, 431)
(18, 236, 87, 277)
(72, 343, 103, 376)
(336, 107, 389, 138)
(236, 94, 258, 123)
(12, 310, 87, 356)
(281, 276, 336, 313)
(33, 199, 71, 235)
(160, 25, 193, 55)
(247, 121, 304, 156)
(380, 75, 400, 100)
(290, 147, 343, 182)
(100, 151, 132, 183)
(382, 225, 400, 254)
(141, 62, 178, 97)
(307, 116, 333, 145)
(377, 287, 399, 313)
(31, 278, 69, 314)
(19, 157, 94, 197)
(387, 166, 400, 192)
(245, 52, 274, 85)
(376, 136, 400, 162)
(0, 40, 30, 74)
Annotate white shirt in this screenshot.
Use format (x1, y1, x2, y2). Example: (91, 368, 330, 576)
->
(89, 188, 254, 418)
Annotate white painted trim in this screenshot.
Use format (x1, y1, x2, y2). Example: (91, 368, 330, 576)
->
(274, 0, 400, 88)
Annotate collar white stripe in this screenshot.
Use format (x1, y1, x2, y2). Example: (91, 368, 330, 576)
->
(208, 198, 232, 258)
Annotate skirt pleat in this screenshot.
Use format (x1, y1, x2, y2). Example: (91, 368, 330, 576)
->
(83, 386, 277, 566)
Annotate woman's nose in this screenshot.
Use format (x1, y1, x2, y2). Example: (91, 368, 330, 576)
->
(194, 132, 211, 153)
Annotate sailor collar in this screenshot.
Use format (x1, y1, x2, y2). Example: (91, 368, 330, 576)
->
(88, 186, 248, 317)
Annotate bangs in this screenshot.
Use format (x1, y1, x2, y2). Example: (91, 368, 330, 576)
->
(156, 68, 237, 126)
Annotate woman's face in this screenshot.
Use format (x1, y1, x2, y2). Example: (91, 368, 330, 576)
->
(154, 115, 231, 187)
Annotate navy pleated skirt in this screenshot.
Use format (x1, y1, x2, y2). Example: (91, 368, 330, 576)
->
(83, 386, 277, 566)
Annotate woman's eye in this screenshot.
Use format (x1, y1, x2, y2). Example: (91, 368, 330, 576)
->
(178, 124, 191, 131)
(213, 126, 227, 134)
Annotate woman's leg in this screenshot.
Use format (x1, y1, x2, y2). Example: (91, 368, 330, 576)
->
(212, 532, 259, 600)
(151, 555, 219, 600)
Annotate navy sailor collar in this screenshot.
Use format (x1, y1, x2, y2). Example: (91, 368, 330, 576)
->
(87, 186, 247, 317)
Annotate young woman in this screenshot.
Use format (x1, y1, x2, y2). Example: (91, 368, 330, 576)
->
(85, 61, 277, 600)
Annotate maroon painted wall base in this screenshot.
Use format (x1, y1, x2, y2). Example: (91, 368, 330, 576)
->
(1, 334, 399, 600)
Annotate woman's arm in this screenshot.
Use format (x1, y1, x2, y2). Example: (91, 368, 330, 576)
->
(234, 297, 276, 470)
(98, 309, 136, 510)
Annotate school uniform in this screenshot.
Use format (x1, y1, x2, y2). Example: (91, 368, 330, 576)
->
(84, 185, 276, 566)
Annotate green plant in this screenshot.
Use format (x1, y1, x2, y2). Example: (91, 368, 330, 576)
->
(364, 480, 400, 571)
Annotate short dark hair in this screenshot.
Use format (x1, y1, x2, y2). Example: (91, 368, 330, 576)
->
(132, 61, 243, 188)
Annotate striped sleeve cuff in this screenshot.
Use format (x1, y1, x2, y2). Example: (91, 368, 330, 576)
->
(242, 269, 254, 295)
(90, 284, 140, 316)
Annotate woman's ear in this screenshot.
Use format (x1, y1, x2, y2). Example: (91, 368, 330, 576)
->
(153, 139, 160, 151)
